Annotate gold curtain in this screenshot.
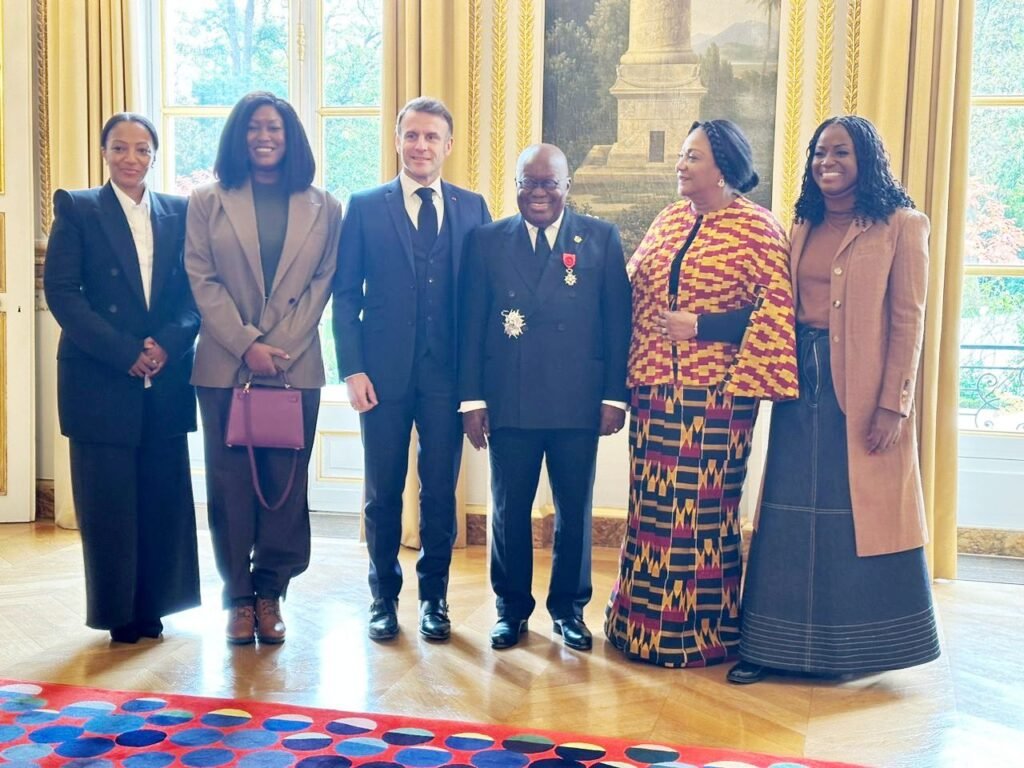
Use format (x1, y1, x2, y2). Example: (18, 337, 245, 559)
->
(854, 0, 975, 579)
(44, 0, 135, 529)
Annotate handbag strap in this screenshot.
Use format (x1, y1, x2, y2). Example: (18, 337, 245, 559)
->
(242, 384, 299, 511)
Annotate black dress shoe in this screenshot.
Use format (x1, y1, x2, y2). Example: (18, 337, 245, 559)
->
(419, 599, 451, 641)
(136, 618, 164, 639)
(490, 618, 528, 649)
(552, 617, 592, 651)
(727, 660, 769, 684)
(110, 624, 140, 644)
(368, 598, 399, 641)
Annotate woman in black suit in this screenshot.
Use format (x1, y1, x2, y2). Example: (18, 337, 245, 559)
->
(44, 113, 201, 643)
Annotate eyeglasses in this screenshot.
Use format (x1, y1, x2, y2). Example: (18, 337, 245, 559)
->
(516, 178, 563, 191)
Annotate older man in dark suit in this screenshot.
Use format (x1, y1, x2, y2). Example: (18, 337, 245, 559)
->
(459, 143, 631, 651)
(333, 97, 491, 642)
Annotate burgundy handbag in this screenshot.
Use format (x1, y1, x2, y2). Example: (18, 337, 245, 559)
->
(225, 373, 304, 510)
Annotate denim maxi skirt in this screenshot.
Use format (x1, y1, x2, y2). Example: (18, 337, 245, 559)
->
(738, 326, 940, 675)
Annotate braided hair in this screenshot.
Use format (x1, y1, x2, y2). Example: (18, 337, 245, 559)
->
(689, 120, 759, 194)
(794, 115, 914, 225)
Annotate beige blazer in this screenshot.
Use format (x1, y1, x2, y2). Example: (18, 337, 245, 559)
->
(185, 180, 342, 388)
(790, 207, 930, 556)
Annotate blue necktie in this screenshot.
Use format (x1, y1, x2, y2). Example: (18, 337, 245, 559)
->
(534, 226, 550, 282)
(415, 188, 437, 250)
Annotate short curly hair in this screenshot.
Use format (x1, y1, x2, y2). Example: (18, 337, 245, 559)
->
(794, 115, 914, 225)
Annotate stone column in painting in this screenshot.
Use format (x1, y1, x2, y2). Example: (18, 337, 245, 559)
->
(572, 0, 706, 214)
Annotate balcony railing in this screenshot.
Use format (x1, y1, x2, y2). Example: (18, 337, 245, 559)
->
(960, 344, 1024, 432)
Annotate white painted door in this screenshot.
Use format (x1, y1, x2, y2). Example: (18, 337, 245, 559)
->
(0, 0, 37, 522)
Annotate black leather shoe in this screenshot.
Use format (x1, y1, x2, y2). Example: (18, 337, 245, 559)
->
(110, 624, 140, 644)
(490, 617, 528, 649)
(368, 598, 399, 641)
(727, 660, 769, 684)
(552, 617, 592, 651)
(419, 599, 451, 641)
(136, 618, 163, 638)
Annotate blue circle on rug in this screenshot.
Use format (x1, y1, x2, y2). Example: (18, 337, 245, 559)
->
(181, 747, 236, 767)
(16, 709, 59, 725)
(116, 729, 168, 748)
(238, 750, 296, 768)
(624, 746, 679, 765)
(383, 728, 434, 746)
(502, 737, 553, 755)
(0, 684, 43, 696)
(326, 718, 376, 736)
(555, 744, 606, 762)
(85, 714, 146, 734)
(359, 762, 403, 768)
(282, 732, 333, 751)
(264, 715, 313, 732)
(61, 701, 116, 719)
(649, 763, 698, 768)
(2, 696, 47, 713)
(203, 709, 252, 728)
(54, 736, 115, 758)
(28, 724, 84, 743)
(3, 742, 52, 760)
(224, 729, 279, 749)
(336, 737, 389, 757)
(528, 759, 584, 768)
(0, 725, 24, 743)
(124, 753, 176, 768)
(122, 698, 169, 713)
(594, 761, 636, 768)
(445, 734, 494, 752)
(471, 749, 532, 768)
(296, 758, 352, 768)
(395, 746, 452, 767)
(171, 728, 224, 747)
(147, 709, 194, 726)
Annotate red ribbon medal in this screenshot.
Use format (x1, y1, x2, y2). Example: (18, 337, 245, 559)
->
(562, 253, 577, 285)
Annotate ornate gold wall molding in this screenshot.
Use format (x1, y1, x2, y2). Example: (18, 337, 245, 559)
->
(487, 0, 509, 217)
(814, 0, 836, 126)
(515, 0, 535, 157)
(36, 0, 52, 233)
(843, 0, 862, 113)
(780, 0, 806, 219)
(467, 0, 482, 191)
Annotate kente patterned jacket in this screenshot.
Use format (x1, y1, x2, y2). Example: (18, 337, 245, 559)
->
(627, 195, 799, 399)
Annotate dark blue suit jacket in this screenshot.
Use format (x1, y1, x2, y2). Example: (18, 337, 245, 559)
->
(333, 176, 491, 398)
(44, 183, 198, 445)
(458, 209, 631, 430)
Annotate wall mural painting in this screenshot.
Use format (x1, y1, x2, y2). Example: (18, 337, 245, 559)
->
(543, 0, 782, 254)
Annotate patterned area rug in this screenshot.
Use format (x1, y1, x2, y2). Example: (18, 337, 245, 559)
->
(0, 679, 866, 768)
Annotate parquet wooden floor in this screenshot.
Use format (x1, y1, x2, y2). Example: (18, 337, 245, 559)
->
(1, 520, 1022, 768)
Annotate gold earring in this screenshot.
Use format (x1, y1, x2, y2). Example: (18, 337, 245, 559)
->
(717, 178, 726, 188)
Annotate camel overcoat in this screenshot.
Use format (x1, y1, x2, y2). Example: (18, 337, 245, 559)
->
(789, 207, 930, 556)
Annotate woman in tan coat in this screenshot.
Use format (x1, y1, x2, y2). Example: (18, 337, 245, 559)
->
(728, 116, 940, 684)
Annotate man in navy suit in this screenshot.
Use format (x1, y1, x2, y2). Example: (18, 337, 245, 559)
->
(334, 97, 491, 642)
(459, 144, 631, 651)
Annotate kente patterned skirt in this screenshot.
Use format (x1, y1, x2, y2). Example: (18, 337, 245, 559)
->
(738, 327, 940, 675)
(604, 383, 757, 668)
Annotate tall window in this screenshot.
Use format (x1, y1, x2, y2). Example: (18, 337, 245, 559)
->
(147, 0, 384, 383)
(961, 0, 1024, 434)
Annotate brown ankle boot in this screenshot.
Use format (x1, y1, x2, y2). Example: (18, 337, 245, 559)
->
(226, 603, 256, 645)
(256, 597, 286, 644)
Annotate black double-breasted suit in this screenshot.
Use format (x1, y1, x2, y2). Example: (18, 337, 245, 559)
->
(459, 209, 631, 620)
(333, 175, 491, 601)
(44, 182, 200, 630)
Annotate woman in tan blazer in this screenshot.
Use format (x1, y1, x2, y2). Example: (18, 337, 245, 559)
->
(728, 116, 940, 684)
(186, 92, 341, 646)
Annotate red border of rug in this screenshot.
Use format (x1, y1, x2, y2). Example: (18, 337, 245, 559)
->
(0, 678, 868, 768)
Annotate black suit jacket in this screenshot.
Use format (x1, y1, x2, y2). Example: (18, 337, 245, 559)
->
(458, 210, 631, 430)
(333, 176, 491, 399)
(44, 183, 198, 445)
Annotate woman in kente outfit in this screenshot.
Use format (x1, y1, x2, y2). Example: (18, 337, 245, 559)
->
(605, 119, 799, 668)
(728, 115, 940, 684)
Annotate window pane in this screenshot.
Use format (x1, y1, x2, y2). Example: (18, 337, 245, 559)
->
(972, 0, 1024, 96)
(964, 108, 1024, 265)
(960, 275, 1024, 432)
(167, 116, 226, 195)
(323, 116, 381, 202)
(323, 0, 383, 106)
(165, 0, 289, 106)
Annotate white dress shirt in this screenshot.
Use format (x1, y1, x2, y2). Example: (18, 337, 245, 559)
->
(399, 172, 445, 235)
(111, 182, 154, 387)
